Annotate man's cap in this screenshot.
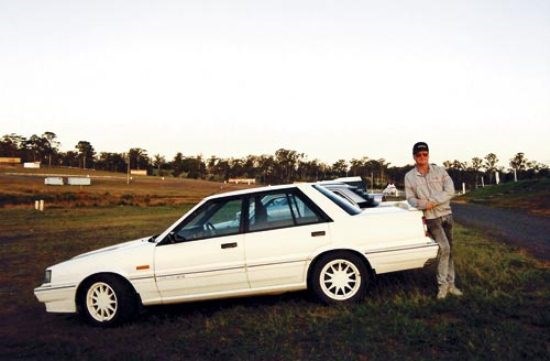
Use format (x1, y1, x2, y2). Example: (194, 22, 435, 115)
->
(412, 142, 429, 154)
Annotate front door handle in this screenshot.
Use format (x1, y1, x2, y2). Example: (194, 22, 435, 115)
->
(221, 242, 237, 249)
(311, 231, 326, 237)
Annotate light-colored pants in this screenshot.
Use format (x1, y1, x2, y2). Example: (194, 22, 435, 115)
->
(426, 214, 455, 287)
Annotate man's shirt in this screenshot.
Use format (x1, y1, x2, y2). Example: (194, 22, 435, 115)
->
(404, 164, 455, 219)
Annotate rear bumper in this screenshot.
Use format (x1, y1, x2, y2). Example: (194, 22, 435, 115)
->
(34, 284, 77, 313)
(365, 239, 439, 274)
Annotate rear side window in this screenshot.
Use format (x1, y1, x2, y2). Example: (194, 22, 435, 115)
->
(248, 189, 329, 232)
(313, 185, 361, 215)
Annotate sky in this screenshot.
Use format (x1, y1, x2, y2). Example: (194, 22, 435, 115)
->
(1, 0, 549, 167)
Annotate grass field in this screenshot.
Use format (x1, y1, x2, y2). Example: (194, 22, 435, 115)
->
(1, 205, 548, 360)
(456, 178, 550, 217)
(0, 165, 251, 208)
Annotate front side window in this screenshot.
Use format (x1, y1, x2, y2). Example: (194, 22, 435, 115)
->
(248, 190, 327, 232)
(171, 198, 243, 242)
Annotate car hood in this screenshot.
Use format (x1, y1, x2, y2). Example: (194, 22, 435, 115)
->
(72, 236, 152, 260)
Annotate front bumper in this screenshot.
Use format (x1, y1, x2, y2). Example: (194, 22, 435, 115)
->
(34, 284, 78, 313)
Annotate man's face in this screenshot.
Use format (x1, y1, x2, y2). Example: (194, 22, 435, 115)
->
(414, 151, 429, 167)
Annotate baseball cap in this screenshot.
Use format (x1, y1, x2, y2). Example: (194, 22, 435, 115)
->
(412, 142, 429, 154)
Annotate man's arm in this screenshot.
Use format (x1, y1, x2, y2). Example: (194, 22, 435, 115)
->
(405, 173, 428, 209)
(428, 168, 455, 205)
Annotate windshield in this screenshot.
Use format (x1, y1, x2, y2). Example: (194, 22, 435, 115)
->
(313, 185, 361, 215)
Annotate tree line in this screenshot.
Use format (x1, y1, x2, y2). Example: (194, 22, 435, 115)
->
(1, 132, 548, 189)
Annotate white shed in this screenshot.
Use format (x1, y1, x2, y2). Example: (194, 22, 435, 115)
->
(67, 177, 92, 186)
(44, 177, 64, 186)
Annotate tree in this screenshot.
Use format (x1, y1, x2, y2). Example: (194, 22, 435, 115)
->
(484, 153, 499, 184)
(331, 159, 348, 178)
(257, 155, 275, 184)
(509, 152, 529, 181)
(471, 157, 484, 187)
(60, 150, 80, 167)
(273, 148, 304, 184)
(75, 141, 95, 169)
(349, 157, 368, 177)
(0, 133, 25, 157)
(96, 152, 126, 172)
(128, 148, 150, 170)
(172, 152, 184, 177)
(43, 131, 60, 166)
(153, 154, 165, 176)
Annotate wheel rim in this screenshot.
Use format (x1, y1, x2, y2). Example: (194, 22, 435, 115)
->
(320, 259, 361, 301)
(86, 282, 118, 322)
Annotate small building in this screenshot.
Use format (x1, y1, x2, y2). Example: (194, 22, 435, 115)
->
(228, 178, 256, 185)
(0, 157, 21, 164)
(45, 177, 64, 186)
(67, 177, 91, 186)
(24, 162, 41, 169)
(130, 170, 147, 176)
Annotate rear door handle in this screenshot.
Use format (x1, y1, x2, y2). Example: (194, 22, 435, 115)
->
(221, 242, 237, 249)
(311, 231, 326, 237)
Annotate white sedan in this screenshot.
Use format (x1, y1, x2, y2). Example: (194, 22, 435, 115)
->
(35, 183, 438, 326)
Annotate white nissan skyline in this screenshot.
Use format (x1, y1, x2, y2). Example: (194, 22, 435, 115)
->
(35, 183, 438, 326)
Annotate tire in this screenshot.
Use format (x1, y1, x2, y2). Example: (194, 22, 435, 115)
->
(78, 275, 138, 327)
(310, 252, 369, 304)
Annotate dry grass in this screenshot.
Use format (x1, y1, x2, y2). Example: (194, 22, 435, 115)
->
(0, 165, 252, 208)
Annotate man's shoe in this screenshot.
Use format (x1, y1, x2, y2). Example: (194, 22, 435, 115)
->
(437, 286, 448, 300)
(448, 285, 463, 297)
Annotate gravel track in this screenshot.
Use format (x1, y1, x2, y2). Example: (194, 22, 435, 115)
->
(452, 203, 550, 261)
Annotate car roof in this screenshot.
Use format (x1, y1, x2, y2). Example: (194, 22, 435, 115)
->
(205, 183, 311, 200)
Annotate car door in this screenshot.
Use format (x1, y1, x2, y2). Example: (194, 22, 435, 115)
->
(244, 190, 332, 289)
(154, 197, 248, 301)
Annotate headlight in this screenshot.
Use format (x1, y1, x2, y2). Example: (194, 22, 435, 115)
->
(44, 270, 52, 284)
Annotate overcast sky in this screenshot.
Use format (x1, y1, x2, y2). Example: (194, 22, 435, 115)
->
(1, 0, 549, 167)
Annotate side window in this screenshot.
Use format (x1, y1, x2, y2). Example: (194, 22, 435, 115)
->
(174, 198, 243, 241)
(248, 190, 325, 232)
(288, 193, 323, 225)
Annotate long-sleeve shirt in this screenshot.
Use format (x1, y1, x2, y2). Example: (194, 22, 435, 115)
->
(404, 164, 455, 219)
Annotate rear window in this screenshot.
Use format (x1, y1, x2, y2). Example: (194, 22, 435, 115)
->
(313, 185, 361, 215)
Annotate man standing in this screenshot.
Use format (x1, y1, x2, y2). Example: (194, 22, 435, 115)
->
(404, 142, 463, 299)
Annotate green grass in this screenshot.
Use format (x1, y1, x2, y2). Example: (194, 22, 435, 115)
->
(0, 206, 548, 360)
(456, 178, 550, 217)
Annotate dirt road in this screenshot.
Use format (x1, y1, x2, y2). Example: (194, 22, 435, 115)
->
(452, 203, 550, 261)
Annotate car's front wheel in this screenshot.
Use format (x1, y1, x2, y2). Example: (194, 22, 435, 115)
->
(78, 275, 138, 327)
(311, 252, 369, 304)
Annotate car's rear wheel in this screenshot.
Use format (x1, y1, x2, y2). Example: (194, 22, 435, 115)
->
(78, 275, 138, 327)
(311, 252, 369, 304)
